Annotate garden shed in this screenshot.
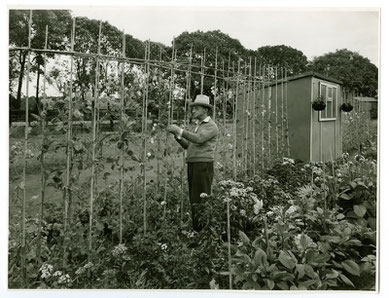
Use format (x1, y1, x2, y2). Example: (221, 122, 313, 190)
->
(271, 71, 343, 162)
(235, 71, 344, 163)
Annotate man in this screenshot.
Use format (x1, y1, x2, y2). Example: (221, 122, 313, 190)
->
(167, 94, 219, 231)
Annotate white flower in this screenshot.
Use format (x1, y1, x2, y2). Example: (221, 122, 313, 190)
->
(58, 274, 71, 285)
(240, 209, 246, 216)
(161, 201, 167, 206)
(253, 198, 263, 215)
(39, 263, 53, 279)
(112, 243, 128, 257)
(147, 152, 152, 157)
(230, 187, 240, 198)
(200, 193, 208, 198)
(285, 205, 297, 215)
(226, 133, 231, 138)
(84, 262, 94, 269)
(161, 243, 168, 251)
(53, 270, 63, 277)
(75, 267, 86, 275)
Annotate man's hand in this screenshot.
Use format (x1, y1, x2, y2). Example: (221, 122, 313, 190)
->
(167, 124, 181, 135)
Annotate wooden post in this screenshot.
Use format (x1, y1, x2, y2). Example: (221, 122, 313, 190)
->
(252, 58, 257, 176)
(267, 66, 272, 165)
(163, 39, 175, 220)
(275, 67, 279, 157)
(213, 48, 218, 120)
(21, 10, 32, 281)
(37, 24, 49, 266)
(261, 65, 265, 170)
(285, 69, 291, 156)
(226, 198, 232, 289)
(233, 61, 238, 181)
(63, 17, 75, 268)
(119, 31, 126, 243)
(242, 62, 247, 176)
(280, 67, 284, 156)
(89, 20, 102, 260)
(201, 48, 206, 94)
(142, 41, 150, 235)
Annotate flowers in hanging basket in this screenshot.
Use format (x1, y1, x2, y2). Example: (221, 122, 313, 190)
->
(312, 96, 326, 111)
(340, 102, 353, 112)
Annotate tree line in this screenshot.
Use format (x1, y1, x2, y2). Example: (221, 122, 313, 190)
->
(9, 9, 378, 113)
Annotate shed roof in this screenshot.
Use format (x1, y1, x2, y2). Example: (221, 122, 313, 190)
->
(266, 71, 343, 87)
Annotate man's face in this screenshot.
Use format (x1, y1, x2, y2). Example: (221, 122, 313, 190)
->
(191, 106, 207, 120)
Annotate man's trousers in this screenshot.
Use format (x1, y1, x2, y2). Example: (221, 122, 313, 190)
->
(187, 161, 214, 231)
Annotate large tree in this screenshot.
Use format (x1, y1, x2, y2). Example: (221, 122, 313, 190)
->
(255, 45, 309, 75)
(9, 10, 72, 110)
(173, 30, 248, 99)
(310, 49, 378, 97)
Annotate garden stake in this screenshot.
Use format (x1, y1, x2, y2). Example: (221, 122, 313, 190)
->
(285, 70, 291, 156)
(233, 61, 238, 181)
(267, 66, 272, 165)
(264, 215, 269, 251)
(200, 48, 206, 94)
(252, 58, 257, 177)
(242, 61, 247, 177)
(280, 67, 284, 156)
(119, 31, 126, 243)
(261, 65, 265, 170)
(142, 41, 151, 235)
(226, 197, 232, 289)
(275, 67, 279, 157)
(89, 20, 102, 261)
(213, 47, 218, 119)
(21, 10, 32, 282)
(37, 24, 49, 266)
(163, 39, 175, 221)
(63, 17, 76, 268)
(244, 60, 250, 177)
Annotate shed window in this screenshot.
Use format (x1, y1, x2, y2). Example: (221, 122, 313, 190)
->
(319, 82, 338, 121)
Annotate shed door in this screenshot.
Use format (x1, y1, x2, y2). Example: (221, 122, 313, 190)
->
(313, 82, 339, 162)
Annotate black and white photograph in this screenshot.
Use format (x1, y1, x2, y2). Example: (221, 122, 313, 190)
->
(2, 0, 385, 295)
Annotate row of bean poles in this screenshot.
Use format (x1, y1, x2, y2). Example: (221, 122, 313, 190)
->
(13, 11, 291, 286)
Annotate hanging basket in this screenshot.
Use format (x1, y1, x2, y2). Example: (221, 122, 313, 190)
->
(312, 96, 326, 111)
(340, 102, 354, 112)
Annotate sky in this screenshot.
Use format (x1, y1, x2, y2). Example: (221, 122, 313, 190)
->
(70, 7, 380, 66)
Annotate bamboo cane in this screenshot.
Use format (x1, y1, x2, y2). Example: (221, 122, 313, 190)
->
(233, 61, 238, 181)
(89, 20, 102, 260)
(21, 10, 32, 282)
(163, 39, 175, 220)
(213, 48, 218, 119)
(142, 41, 150, 235)
(275, 67, 279, 157)
(201, 48, 206, 94)
(267, 66, 272, 165)
(180, 46, 192, 222)
(261, 65, 265, 170)
(252, 58, 257, 176)
(226, 198, 232, 289)
(119, 31, 126, 243)
(63, 17, 75, 268)
(244, 61, 250, 177)
(280, 67, 285, 156)
(285, 70, 291, 156)
(242, 62, 247, 176)
(37, 24, 48, 266)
